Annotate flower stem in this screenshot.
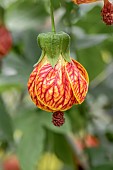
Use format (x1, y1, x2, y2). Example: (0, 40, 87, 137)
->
(50, 0, 56, 33)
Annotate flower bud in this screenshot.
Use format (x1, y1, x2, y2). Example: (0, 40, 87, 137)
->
(52, 111, 65, 127)
(28, 32, 89, 126)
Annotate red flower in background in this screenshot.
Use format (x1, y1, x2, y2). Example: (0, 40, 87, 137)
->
(0, 26, 12, 58)
(101, 0, 113, 25)
(3, 155, 20, 170)
(75, 134, 99, 150)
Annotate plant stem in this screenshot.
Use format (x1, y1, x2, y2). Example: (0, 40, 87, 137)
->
(50, 0, 56, 33)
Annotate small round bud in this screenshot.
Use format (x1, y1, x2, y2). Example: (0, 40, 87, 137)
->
(52, 111, 65, 127)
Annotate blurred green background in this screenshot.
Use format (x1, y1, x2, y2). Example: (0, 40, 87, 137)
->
(0, 0, 113, 170)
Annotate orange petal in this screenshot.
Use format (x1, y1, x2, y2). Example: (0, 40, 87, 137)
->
(66, 59, 89, 104)
(72, 59, 89, 84)
(72, 0, 98, 4)
(28, 64, 54, 112)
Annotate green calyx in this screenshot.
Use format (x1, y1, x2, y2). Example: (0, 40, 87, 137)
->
(37, 31, 71, 67)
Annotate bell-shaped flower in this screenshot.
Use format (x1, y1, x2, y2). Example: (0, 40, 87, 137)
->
(28, 32, 89, 126)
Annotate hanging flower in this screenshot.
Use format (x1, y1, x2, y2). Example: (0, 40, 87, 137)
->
(28, 32, 89, 127)
(101, 0, 113, 25)
(0, 26, 12, 58)
(72, 0, 98, 5)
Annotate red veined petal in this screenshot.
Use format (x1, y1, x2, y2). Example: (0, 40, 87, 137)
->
(35, 60, 77, 111)
(66, 59, 89, 104)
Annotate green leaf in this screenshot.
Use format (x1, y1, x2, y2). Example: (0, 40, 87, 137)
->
(67, 105, 87, 132)
(85, 147, 112, 167)
(53, 133, 74, 166)
(15, 109, 71, 135)
(0, 75, 23, 91)
(5, 1, 49, 31)
(15, 109, 71, 170)
(15, 110, 45, 170)
(0, 96, 13, 141)
(18, 126, 45, 170)
(78, 46, 105, 81)
(90, 164, 113, 170)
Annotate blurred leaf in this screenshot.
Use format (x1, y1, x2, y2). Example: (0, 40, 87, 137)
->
(106, 131, 113, 143)
(67, 105, 87, 132)
(61, 1, 79, 26)
(0, 0, 18, 7)
(18, 125, 45, 170)
(5, 0, 49, 31)
(15, 108, 71, 170)
(53, 133, 74, 166)
(76, 34, 108, 49)
(0, 96, 13, 141)
(14, 109, 71, 135)
(15, 109, 44, 170)
(62, 165, 75, 170)
(78, 46, 106, 80)
(0, 75, 23, 92)
(90, 164, 113, 170)
(85, 147, 112, 167)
